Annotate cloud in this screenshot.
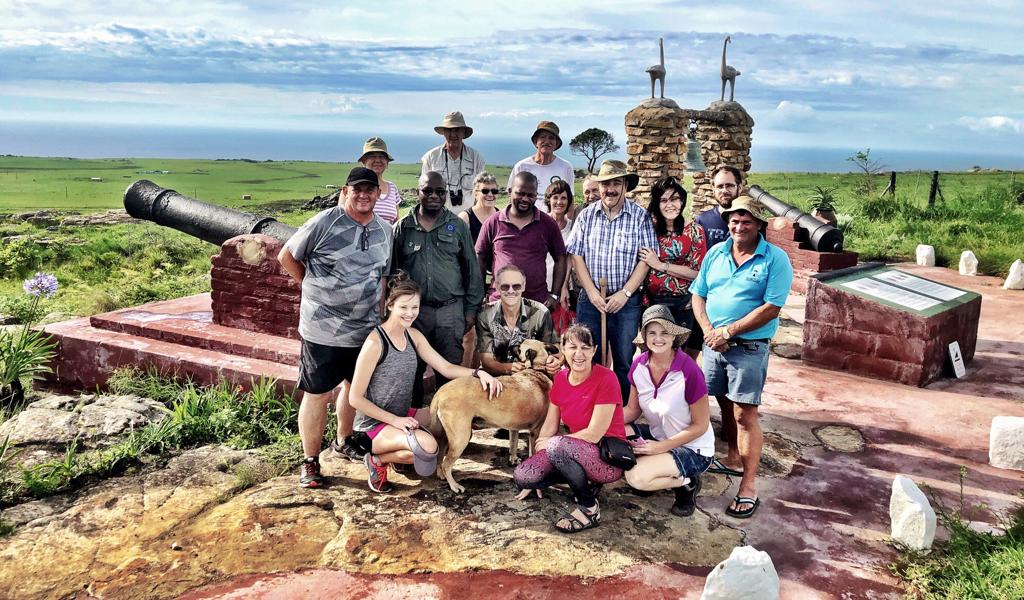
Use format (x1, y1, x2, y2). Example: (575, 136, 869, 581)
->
(958, 115, 1024, 134)
(775, 101, 815, 118)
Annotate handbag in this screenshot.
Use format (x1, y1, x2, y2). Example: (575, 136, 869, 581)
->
(598, 436, 637, 470)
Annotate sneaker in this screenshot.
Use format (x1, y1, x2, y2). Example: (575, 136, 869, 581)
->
(671, 476, 702, 517)
(299, 457, 324, 488)
(331, 437, 365, 462)
(364, 453, 393, 493)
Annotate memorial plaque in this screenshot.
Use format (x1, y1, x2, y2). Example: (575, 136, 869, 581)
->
(802, 263, 982, 387)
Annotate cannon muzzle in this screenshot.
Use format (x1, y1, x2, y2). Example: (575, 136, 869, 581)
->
(748, 185, 844, 252)
(124, 180, 297, 245)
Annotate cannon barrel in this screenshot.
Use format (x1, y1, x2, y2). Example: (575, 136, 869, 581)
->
(124, 180, 297, 245)
(748, 185, 844, 252)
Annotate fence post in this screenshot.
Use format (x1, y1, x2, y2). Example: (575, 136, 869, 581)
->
(928, 171, 939, 208)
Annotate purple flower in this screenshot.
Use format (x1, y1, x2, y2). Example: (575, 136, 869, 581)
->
(23, 272, 59, 298)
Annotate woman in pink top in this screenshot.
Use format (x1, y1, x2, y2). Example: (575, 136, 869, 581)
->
(624, 305, 713, 517)
(359, 137, 402, 224)
(513, 323, 626, 533)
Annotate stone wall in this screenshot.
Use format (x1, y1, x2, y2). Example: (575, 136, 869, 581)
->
(690, 101, 754, 214)
(623, 99, 753, 216)
(210, 234, 300, 339)
(765, 218, 859, 294)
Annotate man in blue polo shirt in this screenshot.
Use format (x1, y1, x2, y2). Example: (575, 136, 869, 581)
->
(691, 195, 793, 519)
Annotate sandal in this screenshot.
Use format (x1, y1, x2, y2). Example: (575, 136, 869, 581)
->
(554, 502, 601, 534)
(725, 495, 760, 519)
(707, 457, 744, 477)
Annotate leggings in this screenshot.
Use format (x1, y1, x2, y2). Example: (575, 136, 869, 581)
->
(513, 435, 623, 507)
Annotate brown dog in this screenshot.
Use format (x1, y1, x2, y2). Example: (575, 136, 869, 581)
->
(430, 339, 557, 493)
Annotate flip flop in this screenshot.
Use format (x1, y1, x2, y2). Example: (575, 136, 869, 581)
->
(707, 457, 744, 477)
(725, 495, 760, 519)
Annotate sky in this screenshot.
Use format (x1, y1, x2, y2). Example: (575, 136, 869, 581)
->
(1, 0, 1023, 164)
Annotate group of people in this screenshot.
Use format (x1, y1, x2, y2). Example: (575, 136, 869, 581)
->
(277, 111, 793, 532)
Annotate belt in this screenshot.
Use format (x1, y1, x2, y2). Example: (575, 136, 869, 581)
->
(423, 297, 460, 309)
(728, 338, 770, 349)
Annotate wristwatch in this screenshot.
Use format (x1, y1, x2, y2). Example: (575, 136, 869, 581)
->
(622, 288, 633, 298)
(549, 293, 559, 302)
(720, 326, 732, 341)
(472, 366, 481, 378)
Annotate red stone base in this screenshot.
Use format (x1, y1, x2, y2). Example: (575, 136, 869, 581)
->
(43, 294, 300, 394)
(765, 217, 858, 293)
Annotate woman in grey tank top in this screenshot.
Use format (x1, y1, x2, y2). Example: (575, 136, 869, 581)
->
(348, 272, 504, 493)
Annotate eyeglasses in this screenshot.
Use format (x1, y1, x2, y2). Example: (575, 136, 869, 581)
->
(420, 187, 447, 196)
(479, 188, 500, 195)
(715, 183, 738, 190)
(498, 283, 524, 292)
(360, 226, 370, 251)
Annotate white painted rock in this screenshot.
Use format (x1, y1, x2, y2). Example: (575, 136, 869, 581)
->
(889, 475, 936, 550)
(700, 545, 780, 600)
(1004, 259, 1024, 290)
(915, 244, 935, 267)
(989, 416, 1024, 471)
(958, 251, 978, 276)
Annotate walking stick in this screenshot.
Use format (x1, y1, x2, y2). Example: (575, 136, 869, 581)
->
(599, 277, 609, 367)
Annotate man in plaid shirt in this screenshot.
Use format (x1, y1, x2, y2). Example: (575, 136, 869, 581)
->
(565, 160, 658, 402)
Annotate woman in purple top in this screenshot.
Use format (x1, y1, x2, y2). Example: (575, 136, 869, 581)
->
(623, 305, 714, 517)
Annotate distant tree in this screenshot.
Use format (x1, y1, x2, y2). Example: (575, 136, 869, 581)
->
(846, 148, 885, 197)
(570, 128, 620, 173)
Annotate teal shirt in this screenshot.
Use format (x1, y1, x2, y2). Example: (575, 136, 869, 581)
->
(392, 207, 484, 317)
(691, 234, 793, 340)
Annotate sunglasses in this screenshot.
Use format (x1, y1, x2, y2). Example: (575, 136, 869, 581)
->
(420, 187, 447, 196)
(498, 283, 524, 292)
(360, 226, 370, 251)
(479, 188, 500, 195)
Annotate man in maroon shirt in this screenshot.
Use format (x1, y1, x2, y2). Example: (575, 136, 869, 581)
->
(475, 171, 567, 312)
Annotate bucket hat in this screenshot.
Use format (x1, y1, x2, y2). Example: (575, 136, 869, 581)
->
(721, 195, 771, 225)
(632, 304, 692, 346)
(592, 159, 639, 192)
(434, 111, 474, 138)
(531, 121, 563, 150)
(406, 428, 437, 476)
(358, 137, 394, 163)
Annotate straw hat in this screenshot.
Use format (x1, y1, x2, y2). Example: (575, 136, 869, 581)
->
(358, 137, 394, 163)
(632, 304, 692, 346)
(531, 120, 563, 150)
(721, 195, 771, 224)
(433, 111, 474, 138)
(592, 159, 639, 192)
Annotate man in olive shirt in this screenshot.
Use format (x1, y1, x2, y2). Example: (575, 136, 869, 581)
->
(393, 171, 484, 405)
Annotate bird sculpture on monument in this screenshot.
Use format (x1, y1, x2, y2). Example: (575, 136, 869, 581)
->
(720, 35, 740, 102)
(646, 37, 666, 99)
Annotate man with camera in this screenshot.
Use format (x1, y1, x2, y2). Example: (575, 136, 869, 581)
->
(420, 111, 486, 211)
(475, 171, 567, 312)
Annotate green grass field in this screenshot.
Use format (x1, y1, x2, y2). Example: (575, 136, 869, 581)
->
(1, 156, 1022, 320)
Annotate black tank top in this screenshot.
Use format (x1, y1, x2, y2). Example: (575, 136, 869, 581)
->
(463, 208, 483, 243)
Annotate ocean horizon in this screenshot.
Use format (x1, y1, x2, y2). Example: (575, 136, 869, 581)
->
(2, 121, 1022, 173)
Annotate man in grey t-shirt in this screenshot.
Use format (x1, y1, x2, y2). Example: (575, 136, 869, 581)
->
(278, 166, 391, 488)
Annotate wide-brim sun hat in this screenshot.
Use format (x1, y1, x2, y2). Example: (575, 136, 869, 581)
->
(592, 159, 639, 192)
(721, 195, 772, 225)
(531, 120, 563, 150)
(632, 304, 692, 346)
(358, 136, 395, 163)
(433, 111, 474, 138)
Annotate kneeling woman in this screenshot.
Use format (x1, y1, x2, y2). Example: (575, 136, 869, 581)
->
(349, 273, 502, 493)
(513, 323, 627, 532)
(624, 305, 714, 516)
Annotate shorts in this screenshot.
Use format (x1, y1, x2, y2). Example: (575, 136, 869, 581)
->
(366, 409, 418, 439)
(297, 339, 361, 394)
(701, 340, 770, 406)
(630, 423, 713, 479)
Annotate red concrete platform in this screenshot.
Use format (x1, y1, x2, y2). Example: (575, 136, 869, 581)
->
(44, 294, 300, 393)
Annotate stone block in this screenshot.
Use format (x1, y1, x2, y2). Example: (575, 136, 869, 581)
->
(915, 244, 935, 266)
(700, 545, 780, 600)
(958, 251, 978, 276)
(989, 416, 1024, 471)
(1004, 259, 1024, 290)
(889, 475, 936, 550)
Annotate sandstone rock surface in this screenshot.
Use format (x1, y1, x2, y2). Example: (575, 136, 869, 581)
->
(889, 475, 936, 550)
(989, 416, 1024, 471)
(700, 545, 780, 600)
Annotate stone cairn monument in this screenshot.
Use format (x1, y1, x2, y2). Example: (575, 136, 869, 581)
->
(624, 36, 753, 214)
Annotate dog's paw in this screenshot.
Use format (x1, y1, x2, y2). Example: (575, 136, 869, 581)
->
(508, 454, 523, 466)
(448, 482, 466, 494)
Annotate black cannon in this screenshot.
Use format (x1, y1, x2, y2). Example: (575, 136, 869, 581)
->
(124, 180, 297, 246)
(748, 185, 844, 252)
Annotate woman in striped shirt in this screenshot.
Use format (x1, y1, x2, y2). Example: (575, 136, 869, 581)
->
(359, 137, 402, 224)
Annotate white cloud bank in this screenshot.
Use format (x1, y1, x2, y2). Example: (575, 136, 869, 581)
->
(958, 115, 1024, 134)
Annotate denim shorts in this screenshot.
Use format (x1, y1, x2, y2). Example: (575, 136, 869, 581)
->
(702, 340, 771, 405)
(629, 423, 714, 480)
